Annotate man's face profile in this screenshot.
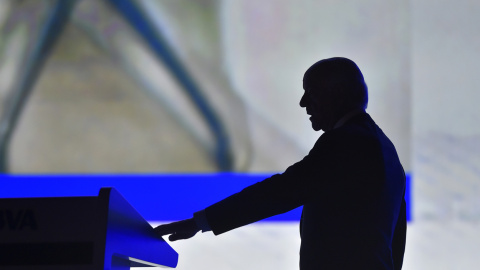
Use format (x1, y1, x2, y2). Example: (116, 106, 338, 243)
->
(300, 77, 334, 132)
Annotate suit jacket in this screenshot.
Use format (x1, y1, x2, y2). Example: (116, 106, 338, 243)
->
(205, 112, 406, 270)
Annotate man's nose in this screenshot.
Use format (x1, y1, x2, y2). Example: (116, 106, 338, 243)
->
(300, 95, 306, 107)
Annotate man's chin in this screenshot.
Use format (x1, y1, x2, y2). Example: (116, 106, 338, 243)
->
(310, 117, 324, 132)
(311, 122, 322, 132)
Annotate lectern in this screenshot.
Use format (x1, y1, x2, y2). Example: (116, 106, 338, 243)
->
(0, 187, 178, 269)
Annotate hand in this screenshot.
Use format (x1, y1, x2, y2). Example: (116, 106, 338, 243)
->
(154, 218, 200, 241)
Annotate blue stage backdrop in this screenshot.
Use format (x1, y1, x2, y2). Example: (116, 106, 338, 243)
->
(0, 173, 411, 222)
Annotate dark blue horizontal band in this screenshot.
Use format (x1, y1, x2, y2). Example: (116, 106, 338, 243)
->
(0, 173, 411, 222)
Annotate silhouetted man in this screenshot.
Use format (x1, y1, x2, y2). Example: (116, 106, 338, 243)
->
(155, 57, 407, 270)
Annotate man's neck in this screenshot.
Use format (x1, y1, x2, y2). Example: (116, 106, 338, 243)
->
(333, 109, 365, 129)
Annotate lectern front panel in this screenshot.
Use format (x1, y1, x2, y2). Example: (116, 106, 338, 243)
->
(0, 188, 178, 269)
(0, 196, 107, 270)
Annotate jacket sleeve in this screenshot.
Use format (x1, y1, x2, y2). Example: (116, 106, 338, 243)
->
(204, 134, 339, 235)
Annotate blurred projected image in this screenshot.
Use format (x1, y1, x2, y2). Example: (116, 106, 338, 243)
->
(0, 0, 252, 173)
(0, 0, 409, 174)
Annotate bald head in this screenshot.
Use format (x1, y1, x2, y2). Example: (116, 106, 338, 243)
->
(304, 57, 368, 110)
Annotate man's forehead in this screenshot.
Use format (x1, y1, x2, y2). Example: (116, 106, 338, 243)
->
(302, 80, 312, 92)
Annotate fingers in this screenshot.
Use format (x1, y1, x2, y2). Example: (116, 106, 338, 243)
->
(154, 218, 200, 241)
(154, 223, 177, 236)
(169, 232, 196, 241)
